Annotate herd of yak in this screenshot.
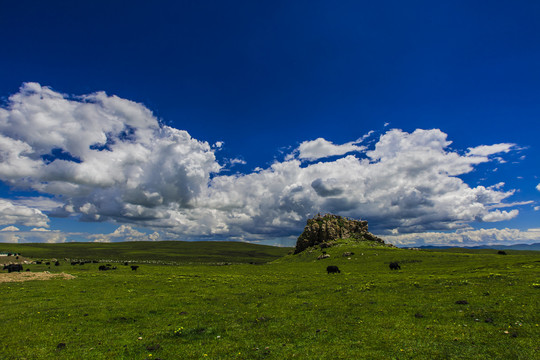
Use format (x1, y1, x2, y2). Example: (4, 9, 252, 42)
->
(2, 260, 140, 273)
(2, 259, 401, 275)
(2, 249, 511, 275)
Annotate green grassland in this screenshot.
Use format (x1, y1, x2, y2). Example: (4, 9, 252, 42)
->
(1, 240, 539, 359)
(0, 241, 289, 264)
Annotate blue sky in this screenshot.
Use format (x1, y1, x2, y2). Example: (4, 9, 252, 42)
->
(0, 1, 539, 246)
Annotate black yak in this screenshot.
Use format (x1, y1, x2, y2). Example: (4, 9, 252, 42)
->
(131, 265, 139, 271)
(326, 265, 341, 274)
(3, 264, 23, 273)
(389, 262, 401, 270)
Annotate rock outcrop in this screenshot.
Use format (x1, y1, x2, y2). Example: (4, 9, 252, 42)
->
(294, 214, 386, 254)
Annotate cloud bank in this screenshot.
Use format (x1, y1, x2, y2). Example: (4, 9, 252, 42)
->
(0, 83, 529, 243)
(0, 224, 157, 243)
(385, 228, 540, 247)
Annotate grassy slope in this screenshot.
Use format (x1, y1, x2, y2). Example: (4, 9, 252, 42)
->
(1, 240, 539, 359)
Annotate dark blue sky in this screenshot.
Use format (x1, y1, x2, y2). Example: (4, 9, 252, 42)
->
(0, 1, 538, 244)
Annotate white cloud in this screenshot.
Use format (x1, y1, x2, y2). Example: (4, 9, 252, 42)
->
(384, 228, 540, 247)
(0, 83, 221, 225)
(197, 129, 519, 237)
(481, 209, 519, 222)
(89, 225, 160, 243)
(467, 143, 515, 157)
(0, 224, 157, 243)
(30, 227, 50, 232)
(536, 183, 540, 191)
(1, 225, 20, 232)
(228, 158, 247, 166)
(291, 138, 366, 161)
(0, 228, 67, 243)
(0, 84, 529, 243)
(0, 199, 49, 227)
(11, 197, 64, 212)
(486, 200, 533, 209)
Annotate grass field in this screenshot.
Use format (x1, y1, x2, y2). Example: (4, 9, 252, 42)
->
(0, 241, 290, 265)
(1, 240, 539, 359)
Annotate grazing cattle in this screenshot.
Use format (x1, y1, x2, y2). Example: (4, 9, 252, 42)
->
(497, 250, 507, 255)
(389, 262, 401, 270)
(98, 265, 111, 271)
(326, 265, 341, 274)
(35, 261, 42, 265)
(131, 265, 139, 271)
(3, 264, 23, 273)
(54, 261, 60, 266)
(71, 261, 79, 265)
(45, 262, 51, 266)
(124, 262, 129, 266)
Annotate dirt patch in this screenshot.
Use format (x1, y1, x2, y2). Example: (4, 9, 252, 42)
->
(0, 272, 75, 283)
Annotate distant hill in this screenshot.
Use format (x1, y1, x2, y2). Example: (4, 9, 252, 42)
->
(0, 241, 292, 264)
(414, 243, 540, 251)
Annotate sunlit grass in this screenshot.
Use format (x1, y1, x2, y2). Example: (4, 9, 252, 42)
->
(1, 240, 539, 359)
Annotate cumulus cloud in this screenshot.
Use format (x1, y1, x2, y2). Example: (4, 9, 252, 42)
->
(385, 228, 540, 247)
(200, 129, 520, 237)
(0, 83, 221, 225)
(88, 225, 160, 243)
(0, 228, 67, 243)
(0, 83, 529, 243)
(480, 209, 519, 222)
(537, 183, 540, 191)
(0, 199, 49, 227)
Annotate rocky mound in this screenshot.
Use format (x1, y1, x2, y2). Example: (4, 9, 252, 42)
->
(294, 214, 387, 254)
